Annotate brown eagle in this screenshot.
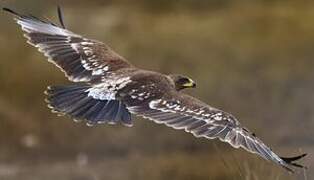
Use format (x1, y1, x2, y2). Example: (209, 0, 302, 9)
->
(3, 7, 306, 172)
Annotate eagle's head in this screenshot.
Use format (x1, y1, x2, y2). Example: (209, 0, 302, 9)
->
(168, 74, 196, 91)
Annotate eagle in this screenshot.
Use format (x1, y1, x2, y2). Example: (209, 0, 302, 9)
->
(3, 7, 306, 172)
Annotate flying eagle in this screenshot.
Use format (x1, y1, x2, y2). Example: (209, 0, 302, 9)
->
(3, 7, 306, 172)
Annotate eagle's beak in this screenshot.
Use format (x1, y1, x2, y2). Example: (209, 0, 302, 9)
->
(183, 79, 196, 88)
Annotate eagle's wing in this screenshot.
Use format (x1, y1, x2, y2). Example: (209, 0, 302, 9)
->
(128, 91, 305, 172)
(4, 8, 132, 82)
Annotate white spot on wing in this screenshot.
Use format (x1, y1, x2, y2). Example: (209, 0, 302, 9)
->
(81, 42, 94, 46)
(71, 43, 80, 52)
(92, 69, 104, 75)
(87, 77, 131, 100)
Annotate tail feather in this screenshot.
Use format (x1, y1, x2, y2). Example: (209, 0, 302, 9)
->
(45, 84, 132, 126)
(120, 106, 132, 126)
(80, 101, 104, 121)
(93, 101, 112, 121)
(69, 97, 95, 117)
(103, 101, 120, 124)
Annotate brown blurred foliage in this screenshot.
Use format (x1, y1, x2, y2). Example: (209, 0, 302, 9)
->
(0, 0, 313, 179)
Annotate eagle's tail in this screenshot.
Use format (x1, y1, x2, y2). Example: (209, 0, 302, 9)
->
(45, 84, 132, 126)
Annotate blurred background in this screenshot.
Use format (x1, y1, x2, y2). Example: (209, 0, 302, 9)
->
(0, 0, 313, 179)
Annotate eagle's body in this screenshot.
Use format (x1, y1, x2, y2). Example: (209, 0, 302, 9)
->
(3, 7, 306, 172)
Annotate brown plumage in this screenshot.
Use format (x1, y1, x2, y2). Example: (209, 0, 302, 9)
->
(3, 7, 306, 172)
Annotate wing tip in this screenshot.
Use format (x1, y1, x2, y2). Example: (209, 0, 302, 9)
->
(281, 153, 307, 162)
(280, 153, 307, 173)
(2, 7, 18, 16)
(57, 5, 66, 29)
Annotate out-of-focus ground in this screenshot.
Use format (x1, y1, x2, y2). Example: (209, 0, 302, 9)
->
(0, 0, 313, 179)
